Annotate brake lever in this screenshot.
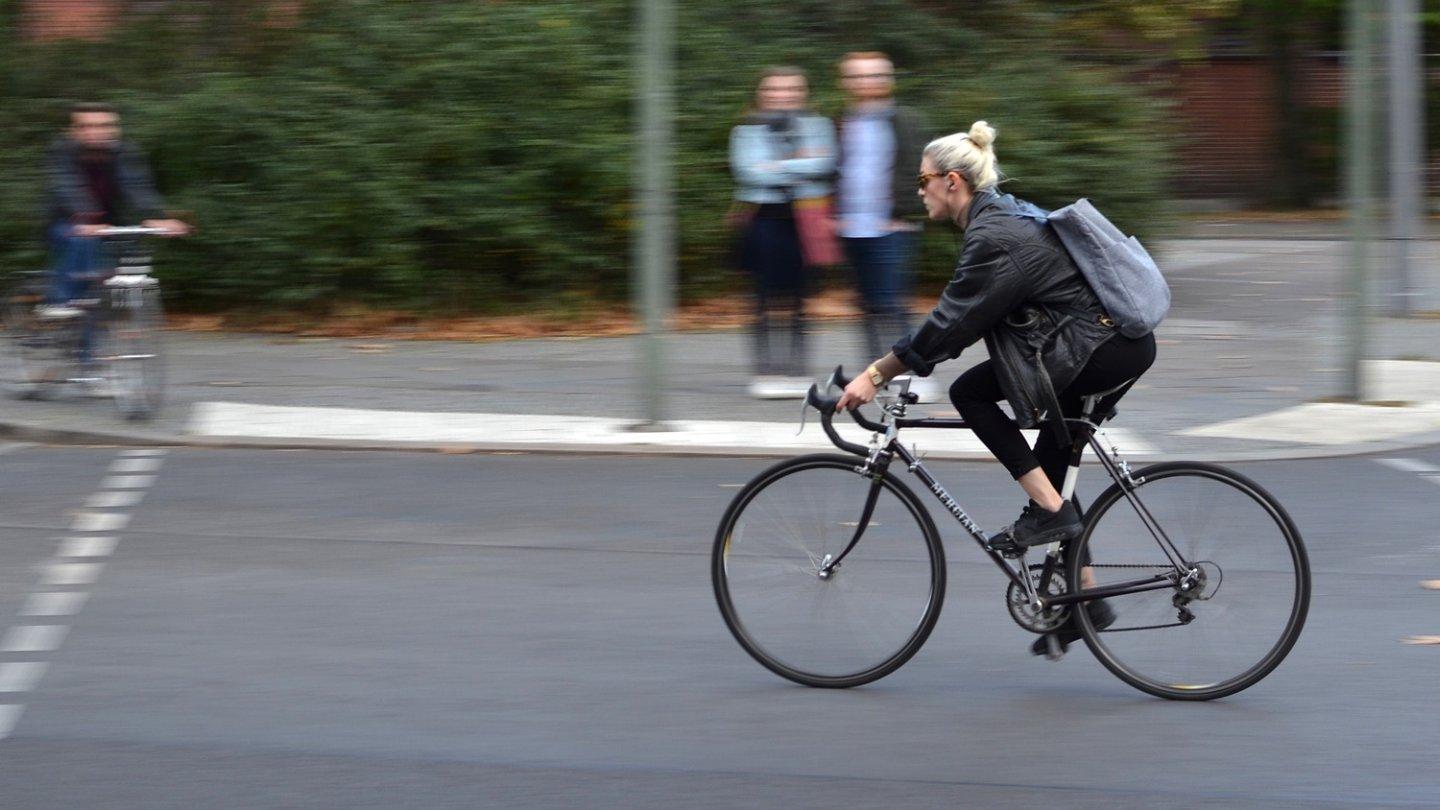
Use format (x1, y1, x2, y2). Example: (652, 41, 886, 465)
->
(796, 396, 810, 436)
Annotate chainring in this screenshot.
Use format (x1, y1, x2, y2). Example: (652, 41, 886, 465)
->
(1006, 563, 1072, 634)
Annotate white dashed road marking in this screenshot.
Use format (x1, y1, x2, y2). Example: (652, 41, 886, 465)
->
(39, 562, 104, 586)
(20, 592, 90, 617)
(103, 475, 156, 490)
(0, 663, 49, 693)
(0, 449, 166, 739)
(109, 457, 162, 474)
(1, 626, 70, 653)
(118, 448, 168, 457)
(57, 536, 118, 558)
(70, 511, 130, 533)
(0, 705, 26, 738)
(85, 490, 146, 510)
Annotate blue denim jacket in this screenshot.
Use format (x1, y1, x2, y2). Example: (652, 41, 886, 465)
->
(729, 113, 836, 203)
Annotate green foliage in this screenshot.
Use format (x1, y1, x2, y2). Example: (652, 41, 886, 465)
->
(0, 0, 1176, 312)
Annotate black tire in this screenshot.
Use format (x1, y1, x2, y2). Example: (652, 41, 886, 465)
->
(100, 281, 164, 420)
(712, 454, 946, 688)
(1069, 462, 1310, 701)
(0, 277, 65, 400)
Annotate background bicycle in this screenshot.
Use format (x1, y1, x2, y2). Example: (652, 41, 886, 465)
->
(0, 225, 168, 420)
(712, 368, 1311, 700)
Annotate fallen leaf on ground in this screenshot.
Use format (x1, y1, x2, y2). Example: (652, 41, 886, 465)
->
(1400, 636, 1440, 645)
(1422, 580, 1440, 590)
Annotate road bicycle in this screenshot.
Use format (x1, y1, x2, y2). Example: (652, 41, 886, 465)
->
(0, 226, 167, 420)
(712, 367, 1310, 700)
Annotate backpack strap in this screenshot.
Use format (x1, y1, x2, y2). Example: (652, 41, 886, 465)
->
(1011, 199, 1051, 222)
(1031, 313, 1075, 447)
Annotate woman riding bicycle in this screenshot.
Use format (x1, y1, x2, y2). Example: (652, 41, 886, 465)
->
(836, 121, 1158, 654)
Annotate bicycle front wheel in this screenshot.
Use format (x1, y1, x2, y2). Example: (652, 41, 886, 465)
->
(1071, 462, 1310, 700)
(100, 281, 164, 420)
(712, 455, 945, 688)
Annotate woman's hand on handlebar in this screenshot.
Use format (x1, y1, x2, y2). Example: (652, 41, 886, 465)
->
(836, 374, 878, 412)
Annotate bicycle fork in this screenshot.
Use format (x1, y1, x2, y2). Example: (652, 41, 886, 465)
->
(817, 462, 888, 579)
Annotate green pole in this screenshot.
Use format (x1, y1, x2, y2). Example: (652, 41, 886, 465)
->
(632, 0, 676, 428)
(1344, 0, 1378, 401)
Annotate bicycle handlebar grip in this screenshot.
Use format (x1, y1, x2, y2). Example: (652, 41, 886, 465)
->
(805, 383, 838, 414)
(807, 383, 869, 457)
(826, 365, 890, 434)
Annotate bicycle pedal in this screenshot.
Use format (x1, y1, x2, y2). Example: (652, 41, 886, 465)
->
(986, 530, 1024, 558)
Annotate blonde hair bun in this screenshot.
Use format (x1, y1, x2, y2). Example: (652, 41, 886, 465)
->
(967, 121, 996, 151)
(923, 122, 1003, 191)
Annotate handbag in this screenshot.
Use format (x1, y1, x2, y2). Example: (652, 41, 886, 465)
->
(792, 197, 844, 267)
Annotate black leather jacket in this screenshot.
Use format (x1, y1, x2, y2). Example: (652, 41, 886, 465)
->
(892, 189, 1116, 428)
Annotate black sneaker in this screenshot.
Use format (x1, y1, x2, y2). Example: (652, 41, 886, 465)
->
(1030, 599, 1117, 657)
(1009, 500, 1084, 548)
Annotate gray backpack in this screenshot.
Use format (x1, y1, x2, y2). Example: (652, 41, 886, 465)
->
(1018, 198, 1169, 338)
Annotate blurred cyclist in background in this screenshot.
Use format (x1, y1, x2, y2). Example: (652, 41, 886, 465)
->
(42, 102, 188, 322)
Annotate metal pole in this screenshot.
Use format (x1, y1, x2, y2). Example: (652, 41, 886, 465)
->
(1387, 0, 1424, 317)
(1344, 0, 1378, 401)
(632, 0, 676, 428)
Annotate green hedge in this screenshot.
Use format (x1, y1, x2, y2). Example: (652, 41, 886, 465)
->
(0, 0, 1175, 313)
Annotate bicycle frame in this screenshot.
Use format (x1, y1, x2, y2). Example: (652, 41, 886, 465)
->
(811, 372, 1198, 612)
(66, 239, 159, 357)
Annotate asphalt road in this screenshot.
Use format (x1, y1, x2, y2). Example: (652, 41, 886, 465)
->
(0, 444, 1436, 808)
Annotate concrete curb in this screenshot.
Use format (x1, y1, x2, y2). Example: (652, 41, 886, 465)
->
(4, 416, 1438, 464)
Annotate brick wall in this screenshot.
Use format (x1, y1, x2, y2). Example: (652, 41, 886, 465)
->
(1171, 55, 1344, 201)
(1172, 59, 1281, 198)
(20, 0, 300, 39)
(21, 0, 122, 42)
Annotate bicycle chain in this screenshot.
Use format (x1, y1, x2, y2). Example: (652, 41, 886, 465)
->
(1101, 621, 1189, 632)
(1086, 564, 1189, 632)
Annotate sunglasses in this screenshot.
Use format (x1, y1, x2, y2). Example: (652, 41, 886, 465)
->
(916, 171, 948, 190)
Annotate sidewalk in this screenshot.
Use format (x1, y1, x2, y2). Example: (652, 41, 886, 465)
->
(5, 237, 1440, 461)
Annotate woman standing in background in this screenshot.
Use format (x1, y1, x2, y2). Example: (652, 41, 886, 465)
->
(729, 67, 837, 399)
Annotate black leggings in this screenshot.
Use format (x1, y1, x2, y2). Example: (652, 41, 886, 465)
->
(949, 332, 1157, 491)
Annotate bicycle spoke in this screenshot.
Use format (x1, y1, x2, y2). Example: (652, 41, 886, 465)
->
(715, 457, 943, 687)
(1077, 463, 1309, 700)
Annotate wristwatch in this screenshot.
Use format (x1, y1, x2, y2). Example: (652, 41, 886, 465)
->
(866, 364, 885, 387)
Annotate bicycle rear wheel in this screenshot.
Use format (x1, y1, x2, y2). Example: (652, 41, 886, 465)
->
(1070, 462, 1310, 700)
(99, 281, 164, 420)
(0, 278, 66, 400)
(712, 454, 945, 688)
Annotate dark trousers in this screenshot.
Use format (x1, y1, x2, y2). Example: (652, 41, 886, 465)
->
(949, 332, 1158, 490)
(843, 232, 914, 361)
(46, 221, 102, 362)
(47, 222, 102, 305)
(743, 209, 806, 376)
